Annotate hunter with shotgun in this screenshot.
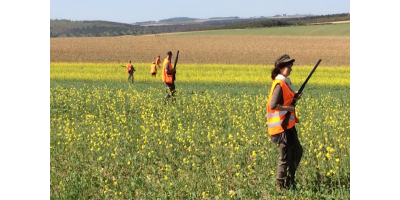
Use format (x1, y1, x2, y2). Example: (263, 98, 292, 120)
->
(122, 60, 136, 84)
(162, 50, 179, 105)
(266, 54, 321, 192)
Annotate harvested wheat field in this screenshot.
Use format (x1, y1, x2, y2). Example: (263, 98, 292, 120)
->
(51, 35, 349, 66)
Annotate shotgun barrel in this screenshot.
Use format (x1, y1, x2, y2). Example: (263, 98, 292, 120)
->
(281, 59, 322, 130)
(173, 51, 179, 81)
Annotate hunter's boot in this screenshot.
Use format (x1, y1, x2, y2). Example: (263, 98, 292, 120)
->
(277, 180, 285, 193)
(285, 176, 297, 190)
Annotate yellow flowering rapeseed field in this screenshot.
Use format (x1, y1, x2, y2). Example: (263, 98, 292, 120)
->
(50, 62, 350, 199)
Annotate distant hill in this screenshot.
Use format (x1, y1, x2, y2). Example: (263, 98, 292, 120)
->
(132, 14, 317, 26)
(159, 17, 199, 22)
(50, 19, 215, 37)
(50, 13, 350, 38)
(209, 16, 239, 19)
(168, 22, 350, 36)
(206, 13, 350, 30)
(133, 16, 270, 26)
(202, 17, 270, 26)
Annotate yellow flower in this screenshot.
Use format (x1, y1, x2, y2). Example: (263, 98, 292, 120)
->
(326, 153, 330, 159)
(336, 158, 340, 162)
(127, 161, 130, 165)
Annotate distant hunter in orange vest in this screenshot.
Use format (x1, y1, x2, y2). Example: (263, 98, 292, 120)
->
(149, 61, 157, 77)
(126, 60, 136, 83)
(162, 51, 176, 105)
(267, 54, 303, 192)
(155, 55, 161, 68)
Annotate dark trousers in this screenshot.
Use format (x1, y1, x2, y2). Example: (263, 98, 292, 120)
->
(128, 72, 134, 83)
(276, 127, 303, 188)
(163, 82, 176, 104)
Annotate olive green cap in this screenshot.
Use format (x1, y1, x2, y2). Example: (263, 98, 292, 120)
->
(274, 54, 295, 67)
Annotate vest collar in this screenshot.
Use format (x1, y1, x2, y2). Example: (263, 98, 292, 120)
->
(275, 74, 294, 92)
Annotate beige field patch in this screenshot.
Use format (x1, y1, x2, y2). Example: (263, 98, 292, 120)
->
(50, 35, 349, 66)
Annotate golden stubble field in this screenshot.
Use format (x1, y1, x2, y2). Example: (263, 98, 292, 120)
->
(50, 35, 349, 66)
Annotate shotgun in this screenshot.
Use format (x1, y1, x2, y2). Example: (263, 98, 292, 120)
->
(281, 59, 322, 130)
(173, 51, 179, 81)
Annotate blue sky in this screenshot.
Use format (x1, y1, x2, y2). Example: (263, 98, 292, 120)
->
(50, 0, 350, 23)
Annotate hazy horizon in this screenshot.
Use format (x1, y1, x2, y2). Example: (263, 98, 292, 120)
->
(50, 0, 350, 24)
(50, 13, 349, 24)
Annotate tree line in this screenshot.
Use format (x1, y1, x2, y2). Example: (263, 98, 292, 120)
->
(50, 13, 349, 38)
(50, 20, 216, 37)
(206, 13, 350, 30)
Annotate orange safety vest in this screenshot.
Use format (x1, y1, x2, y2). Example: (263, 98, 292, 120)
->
(162, 58, 173, 83)
(266, 79, 299, 135)
(126, 63, 132, 73)
(150, 64, 157, 73)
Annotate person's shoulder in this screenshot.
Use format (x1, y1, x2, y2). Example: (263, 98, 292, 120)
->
(272, 83, 282, 91)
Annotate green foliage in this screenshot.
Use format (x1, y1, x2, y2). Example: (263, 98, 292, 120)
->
(50, 13, 349, 38)
(159, 17, 200, 22)
(170, 23, 350, 36)
(50, 19, 214, 38)
(51, 63, 350, 199)
(208, 13, 350, 30)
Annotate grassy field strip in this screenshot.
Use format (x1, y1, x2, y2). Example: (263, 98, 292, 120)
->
(168, 23, 350, 36)
(50, 63, 350, 86)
